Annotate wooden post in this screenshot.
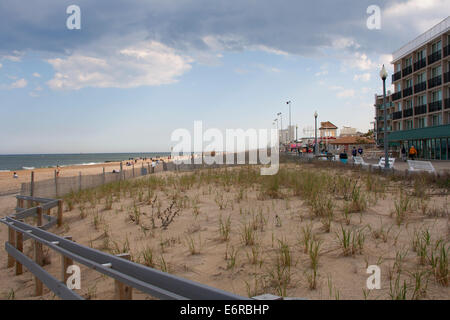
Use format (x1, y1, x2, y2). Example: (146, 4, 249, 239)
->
(61, 236, 73, 285)
(103, 167, 106, 185)
(37, 206, 43, 227)
(114, 253, 132, 300)
(132, 163, 135, 178)
(120, 162, 123, 181)
(15, 229, 23, 275)
(7, 226, 16, 268)
(148, 163, 151, 175)
(34, 236, 44, 295)
(55, 170, 59, 197)
(78, 172, 82, 192)
(30, 171, 35, 197)
(57, 199, 63, 227)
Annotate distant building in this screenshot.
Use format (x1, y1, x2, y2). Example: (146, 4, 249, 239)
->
(340, 126, 358, 137)
(329, 136, 376, 153)
(319, 121, 338, 139)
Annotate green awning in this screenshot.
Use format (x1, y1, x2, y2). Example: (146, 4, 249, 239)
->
(388, 124, 450, 141)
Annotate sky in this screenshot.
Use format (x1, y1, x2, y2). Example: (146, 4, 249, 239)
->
(0, 0, 449, 154)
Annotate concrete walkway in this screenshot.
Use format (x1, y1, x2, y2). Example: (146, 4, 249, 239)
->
(362, 157, 450, 173)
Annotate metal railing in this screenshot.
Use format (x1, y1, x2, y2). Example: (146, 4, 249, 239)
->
(1, 196, 250, 300)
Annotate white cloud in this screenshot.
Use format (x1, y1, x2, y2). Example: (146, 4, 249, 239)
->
(0, 63, 2, 68)
(2, 51, 24, 62)
(47, 41, 193, 90)
(337, 89, 355, 99)
(314, 64, 329, 77)
(331, 37, 361, 50)
(10, 78, 27, 89)
(353, 73, 371, 82)
(32, 72, 41, 78)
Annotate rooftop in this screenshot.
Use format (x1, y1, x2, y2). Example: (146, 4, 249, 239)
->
(392, 16, 450, 62)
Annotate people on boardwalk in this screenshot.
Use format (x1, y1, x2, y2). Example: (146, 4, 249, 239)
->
(358, 147, 363, 156)
(409, 145, 417, 160)
(401, 146, 407, 161)
(352, 147, 357, 158)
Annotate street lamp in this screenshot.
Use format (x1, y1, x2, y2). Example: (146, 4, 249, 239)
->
(286, 101, 292, 141)
(380, 65, 389, 169)
(277, 112, 283, 143)
(314, 111, 318, 156)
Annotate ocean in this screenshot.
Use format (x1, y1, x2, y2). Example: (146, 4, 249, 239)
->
(0, 153, 171, 171)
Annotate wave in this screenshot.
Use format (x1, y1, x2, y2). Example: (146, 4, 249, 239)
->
(22, 166, 35, 170)
(0, 169, 11, 172)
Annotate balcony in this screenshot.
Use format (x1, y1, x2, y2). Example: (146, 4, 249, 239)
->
(403, 108, 413, 117)
(414, 81, 427, 94)
(402, 87, 413, 98)
(413, 58, 426, 71)
(392, 71, 402, 82)
(402, 66, 412, 77)
(414, 105, 427, 116)
(445, 98, 450, 109)
(393, 111, 403, 120)
(428, 50, 441, 64)
(392, 91, 402, 101)
(444, 44, 450, 57)
(428, 75, 442, 89)
(445, 72, 450, 84)
(428, 100, 442, 113)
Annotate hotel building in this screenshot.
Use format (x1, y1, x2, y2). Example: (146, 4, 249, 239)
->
(374, 16, 450, 160)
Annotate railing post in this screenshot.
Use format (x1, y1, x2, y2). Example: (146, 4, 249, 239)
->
(15, 226, 23, 275)
(120, 162, 123, 181)
(55, 170, 59, 197)
(78, 172, 82, 192)
(132, 163, 135, 178)
(114, 253, 133, 300)
(35, 207, 44, 295)
(7, 226, 16, 268)
(61, 236, 73, 285)
(57, 199, 63, 227)
(103, 167, 106, 185)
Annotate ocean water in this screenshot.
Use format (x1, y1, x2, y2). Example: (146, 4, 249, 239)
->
(0, 153, 171, 171)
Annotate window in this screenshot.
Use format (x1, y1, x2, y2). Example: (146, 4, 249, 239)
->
(405, 57, 412, 67)
(417, 72, 426, 83)
(431, 114, 442, 126)
(397, 83, 402, 91)
(432, 41, 442, 53)
(431, 66, 442, 77)
(398, 102, 402, 111)
(431, 90, 442, 102)
(417, 95, 427, 106)
(405, 78, 412, 88)
(418, 117, 427, 128)
(417, 48, 426, 60)
(396, 63, 401, 72)
(406, 120, 413, 129)
(406, 100, 413, 109)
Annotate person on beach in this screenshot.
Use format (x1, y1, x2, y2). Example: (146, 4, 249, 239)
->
(409, 145, 417, 160)
(56, 165, 61, 176)
(13, 172, 18, 179)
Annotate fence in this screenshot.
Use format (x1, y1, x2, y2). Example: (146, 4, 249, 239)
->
(1, 195, 249, 300)
(19, 162, 168, 199)
(19, 160, 245, 199)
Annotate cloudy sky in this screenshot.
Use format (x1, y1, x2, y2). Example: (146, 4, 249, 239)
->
(0, 0, 449, 153)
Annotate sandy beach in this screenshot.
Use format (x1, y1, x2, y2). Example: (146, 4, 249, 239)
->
(0, 160, 448, 300)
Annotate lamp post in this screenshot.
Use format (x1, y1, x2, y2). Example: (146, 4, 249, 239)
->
(286, 101, 292, 142)
(277, 112, 283, 143)
(314, 111, 318, 156)
(380, 65, 389, 169)
(296, 125, 298, 142)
